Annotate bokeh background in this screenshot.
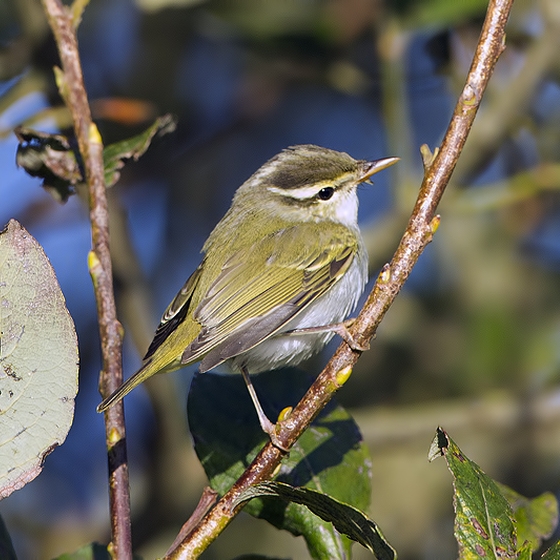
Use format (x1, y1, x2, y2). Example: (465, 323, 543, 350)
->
(1, 0, 560, 558)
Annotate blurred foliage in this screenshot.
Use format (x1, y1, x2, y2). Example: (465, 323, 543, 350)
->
(0, 514, 17, 560)
(1, 0, 560, 558)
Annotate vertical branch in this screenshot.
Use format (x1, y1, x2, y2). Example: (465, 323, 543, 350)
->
(40, 1, 132, 558)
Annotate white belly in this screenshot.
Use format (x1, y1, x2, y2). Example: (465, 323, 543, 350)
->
(229, 242, 368, 373)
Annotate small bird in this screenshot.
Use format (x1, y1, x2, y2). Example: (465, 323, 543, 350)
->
(97, 145, 398, 445)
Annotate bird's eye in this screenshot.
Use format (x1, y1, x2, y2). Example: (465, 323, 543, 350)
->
(317, 187, 334, 200)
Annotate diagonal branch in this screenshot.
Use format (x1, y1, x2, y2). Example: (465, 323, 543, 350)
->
(40, 1, 132, 558)
(166, 0, 514, 557)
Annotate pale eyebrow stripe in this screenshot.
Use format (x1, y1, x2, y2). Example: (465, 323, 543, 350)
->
(267, 184, 327, 200)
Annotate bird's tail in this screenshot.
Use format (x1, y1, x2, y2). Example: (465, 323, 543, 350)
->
(96, 361, 156, 413)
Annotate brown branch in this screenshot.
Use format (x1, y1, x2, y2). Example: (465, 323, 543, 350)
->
(165, 487, 219, 556)
(40, 1, 132, 558)
(165, 0, 514, 557)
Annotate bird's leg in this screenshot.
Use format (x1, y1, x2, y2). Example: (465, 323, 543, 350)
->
(240, 366, 288, 452)
(285, 319, 369, 352)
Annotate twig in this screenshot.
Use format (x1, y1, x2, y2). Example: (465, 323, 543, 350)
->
(165, 487, 219, 556)
(165, 0, 514, 557)
(40, 1, 132, 558)
(108, 188, 203, 547)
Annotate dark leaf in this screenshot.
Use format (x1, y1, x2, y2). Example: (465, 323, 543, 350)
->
(234, 481, 396, 560)
(188, 368, 375, 559)
(0, 514, 17, 560)
(15, 126, 82, 202)
(103, 113, 176, 187)
(14, 114, 176, 201)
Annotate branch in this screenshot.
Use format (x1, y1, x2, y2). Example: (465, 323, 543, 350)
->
(165, 0, 514, 557)
(40, 1, 132, 558)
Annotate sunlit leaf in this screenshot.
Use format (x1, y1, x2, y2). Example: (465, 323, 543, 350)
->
(541, 539, 560, 559)
(497, 483, 557, 553)
(0, 220, 79, 499)
(515, 542, 532, 560)
(429, 427, 517, 559)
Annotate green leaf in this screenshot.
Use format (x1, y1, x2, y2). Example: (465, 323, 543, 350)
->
(234, 481, 396, 560)
(0, 220, 79, 499)
(515, 542, 532, 560)
(541, 540, 560, 559)
(497, 483, 558, 553)
(188, 368, 375, 560)
(53, 542, 111, 560)
(0, 514, 17, 560)
(15, 126, 82, 203)
(102, 114, 176, 187)
(429, 427, 517, 559)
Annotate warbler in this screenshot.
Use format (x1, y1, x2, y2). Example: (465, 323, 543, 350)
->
(97, 145, 398, 444)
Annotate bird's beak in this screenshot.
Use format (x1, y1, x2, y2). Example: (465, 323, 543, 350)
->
(360, 156, 400, 182)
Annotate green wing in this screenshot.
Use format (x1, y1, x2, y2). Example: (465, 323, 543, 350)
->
(143, 263, 203, 361)
(183, 223, 358, 371)
(97, 264, 204, 412)
(97, 223, 358, 413)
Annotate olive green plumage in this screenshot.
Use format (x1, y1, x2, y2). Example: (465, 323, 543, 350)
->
(97, 145, 398, 419)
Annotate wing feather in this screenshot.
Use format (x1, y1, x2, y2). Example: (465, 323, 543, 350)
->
(143, 264, 203, 360)
(182, 224, 358, 370)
